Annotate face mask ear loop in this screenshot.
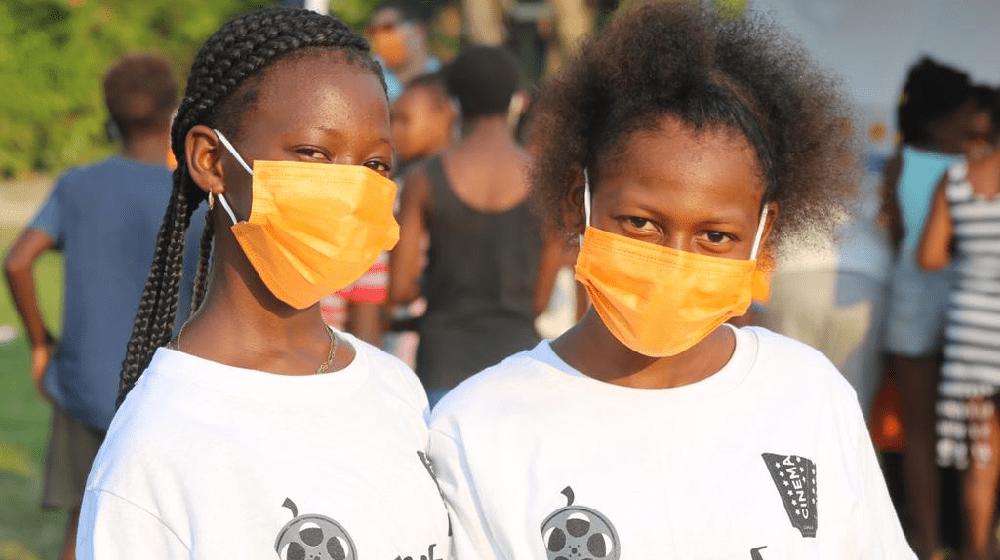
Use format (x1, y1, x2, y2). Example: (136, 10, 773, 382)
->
(213, 129, 254, 175)
(211, 129, 251, 225)
(579, 168, 593, 245)
(749, 204, 769, 261)
(215, 192, 239, 225)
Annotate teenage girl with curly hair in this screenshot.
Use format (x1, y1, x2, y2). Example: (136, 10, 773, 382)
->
(76, 8, 449, 559)
(428, 2, 914, 558)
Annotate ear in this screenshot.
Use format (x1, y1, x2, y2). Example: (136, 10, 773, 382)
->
(560, 168, 587, 236)
(185, 124, 226, 197)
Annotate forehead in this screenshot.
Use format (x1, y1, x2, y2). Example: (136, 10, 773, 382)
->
(595, 116, 765, 212)
(246, 51, 388, 134)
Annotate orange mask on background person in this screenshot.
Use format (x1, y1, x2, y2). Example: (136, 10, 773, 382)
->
(574, 171, 769, 357)
(214, 129, 399, 310)
(369, 27, 409, 69)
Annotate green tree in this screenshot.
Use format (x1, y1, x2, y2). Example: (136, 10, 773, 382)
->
(0, 0, 274, 177)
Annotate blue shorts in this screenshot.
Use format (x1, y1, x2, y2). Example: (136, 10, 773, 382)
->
(884, 258, 953, 356)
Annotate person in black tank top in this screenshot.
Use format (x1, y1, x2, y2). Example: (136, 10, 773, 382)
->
(390, 46, 562, 406)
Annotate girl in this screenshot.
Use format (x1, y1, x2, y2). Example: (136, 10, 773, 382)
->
(919, 91, 1000, 560)
(76, 8, 449, 559)
(428, 3, 914, 558)
(880, 57, 974, 560)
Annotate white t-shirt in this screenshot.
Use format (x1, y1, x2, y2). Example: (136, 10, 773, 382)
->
(429, 326, 914, 560)
(78, 332, 450, 560)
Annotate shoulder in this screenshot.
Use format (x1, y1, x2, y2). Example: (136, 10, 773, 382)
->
(55, 157, 170, 193)
(345, 332, 430, 413)
(87, 355, 193, 493)
(742, 326, 857, 403)
(430, 345, 550, 425)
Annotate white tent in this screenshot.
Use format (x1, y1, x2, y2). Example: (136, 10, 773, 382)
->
(752, 0, 1000, 159)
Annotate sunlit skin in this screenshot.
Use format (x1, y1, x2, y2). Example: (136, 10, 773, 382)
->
(390, 85, 454, 163)
(180, 50, 391, 375)
(551, 115, 776, 389)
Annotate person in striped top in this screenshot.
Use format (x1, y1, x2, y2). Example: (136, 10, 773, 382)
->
(920, 88, 1000, 560)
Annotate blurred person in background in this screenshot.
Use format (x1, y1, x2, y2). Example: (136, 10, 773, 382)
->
(2, 53, 203, 560)
(461, 0, 593, 79)
(390, 45, 561, 407)
(919, 86, 1000, 560)
(756, 160, 888, 423)
(880, 56, 976, 560)
(318, 255, 389, 346)
(383, 72, 458, 366)
(322, 73, 458, 355)
(367, 0, 442, 101)
(391, 72, 457, 174)
(963, 85, 999, 161)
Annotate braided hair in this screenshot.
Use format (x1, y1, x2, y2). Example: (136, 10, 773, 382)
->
(117, 7, 385, 405)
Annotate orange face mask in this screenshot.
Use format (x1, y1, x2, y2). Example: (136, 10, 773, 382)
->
(370, 28, 409, 69)
(214, 130, 399, 310)
(574, 173, 769, 357)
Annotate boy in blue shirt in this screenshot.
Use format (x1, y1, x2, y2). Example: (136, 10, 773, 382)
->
(3, 54, 203, 560)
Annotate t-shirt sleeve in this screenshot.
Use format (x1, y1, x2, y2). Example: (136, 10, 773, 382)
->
(428, 427, 503, 560)
(77, 488, 190, 560)
(28, 187, 62, 247)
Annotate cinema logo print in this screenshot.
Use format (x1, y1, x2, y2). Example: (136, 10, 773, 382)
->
(274, 498, 357, 560)
(762, 453, 818, 538)
(540, 486, 620, 560)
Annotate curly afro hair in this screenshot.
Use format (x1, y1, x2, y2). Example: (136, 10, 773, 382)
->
(528, 1, 859, 249)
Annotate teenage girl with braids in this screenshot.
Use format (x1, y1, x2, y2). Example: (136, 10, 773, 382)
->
(77, 8, 449, 559)
(428, 3, 913, 558)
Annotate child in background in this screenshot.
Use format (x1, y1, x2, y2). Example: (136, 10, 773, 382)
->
(920, 88, 1000, 560)
(319, 76, 456, 348)
(76, 8, 449, 559)
(3, 54, 203, 560)
(321, 73, 456, 349)
(390, 46, 562, 407)
(428, 3, 914, 558)
(381, 72, 458, 366)
(391, 72, 457, 172)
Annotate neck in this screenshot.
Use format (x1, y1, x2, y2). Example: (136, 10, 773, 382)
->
(120, 130, 171, 165)
(551, 308, 736, 389)
(176, 213, 331, 369)
(460, 115, 512, 140)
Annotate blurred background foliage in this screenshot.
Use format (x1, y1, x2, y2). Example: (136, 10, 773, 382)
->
(0, 0, 736, 179)
(0, 0, 382, 178)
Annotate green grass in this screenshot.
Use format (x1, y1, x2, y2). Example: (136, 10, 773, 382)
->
(0, 221, 67, 560)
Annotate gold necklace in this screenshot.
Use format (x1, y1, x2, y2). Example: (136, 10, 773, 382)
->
(173, 323, 339, 374)
(314, 327, 339, 374)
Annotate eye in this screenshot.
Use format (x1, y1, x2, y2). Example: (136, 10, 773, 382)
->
(295, 147, 329, 161)
(622, 216, 655, 231)
(705, 231, 729, 243)
(364, 159, 392, 176)
(699, 230, 738, 248)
